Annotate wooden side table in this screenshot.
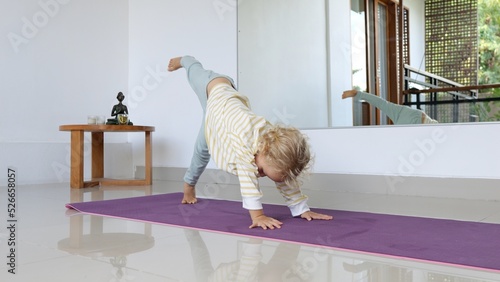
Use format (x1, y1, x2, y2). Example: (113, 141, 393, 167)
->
(59, 124, 155, 188)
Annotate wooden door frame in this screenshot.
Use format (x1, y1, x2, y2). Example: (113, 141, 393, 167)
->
(364, 0, 401, 125)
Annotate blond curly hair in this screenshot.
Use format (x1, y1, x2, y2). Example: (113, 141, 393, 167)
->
(256, 124, 312, 187)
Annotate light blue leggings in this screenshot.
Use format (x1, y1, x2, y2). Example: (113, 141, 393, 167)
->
(181, 56, 235, 185)
(357, 91, 424, 124)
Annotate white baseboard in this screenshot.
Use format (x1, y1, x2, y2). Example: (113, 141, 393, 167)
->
(0, 142, 134, 185)
(135, 166, 500, 201)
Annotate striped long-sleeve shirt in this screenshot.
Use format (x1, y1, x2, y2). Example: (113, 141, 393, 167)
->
(205, 84, 309, 216)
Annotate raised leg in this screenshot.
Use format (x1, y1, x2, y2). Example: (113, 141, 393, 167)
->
(168, 55, 235, 110)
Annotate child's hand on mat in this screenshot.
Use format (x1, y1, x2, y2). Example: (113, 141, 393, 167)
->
(249, 215, 283, 230)
(300, 211, 333, 221)
(249, 210, 283, 230)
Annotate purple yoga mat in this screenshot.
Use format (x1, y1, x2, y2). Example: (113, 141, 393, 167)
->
(66, 192, 500, 272)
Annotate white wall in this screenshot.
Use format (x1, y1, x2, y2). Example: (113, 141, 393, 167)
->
(0, 0, 132, 184)
(1, 0, 499, 187)
(127, 0, 237, 170)
(1, 0, 129, 141)
(307, 122, 500, 179)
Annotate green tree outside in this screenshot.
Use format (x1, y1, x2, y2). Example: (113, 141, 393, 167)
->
(478, 0, 500, 120)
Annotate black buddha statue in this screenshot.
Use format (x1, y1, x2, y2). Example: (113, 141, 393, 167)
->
(107, 92, 133, 125)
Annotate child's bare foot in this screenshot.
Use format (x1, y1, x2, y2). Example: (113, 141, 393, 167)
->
(182, 182, 197, 204)
(168, 57, 182, 72)
(342, 89, 358, 99)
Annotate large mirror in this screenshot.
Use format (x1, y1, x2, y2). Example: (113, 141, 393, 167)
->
(237, 0, 500, 128)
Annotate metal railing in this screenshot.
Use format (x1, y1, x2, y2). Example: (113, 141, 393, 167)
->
(403, 64, 500, 123)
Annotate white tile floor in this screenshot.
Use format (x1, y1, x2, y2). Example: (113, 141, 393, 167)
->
(0, 180, 500, 281)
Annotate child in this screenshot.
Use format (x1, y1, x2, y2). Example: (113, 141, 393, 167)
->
(342, 90, 438, 124)
(168, 56, 333, 230)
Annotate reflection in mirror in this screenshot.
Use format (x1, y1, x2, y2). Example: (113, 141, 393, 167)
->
(343, 90, 437, 124)
(351, 0, 500, 125)
(238, 0, 500, 128)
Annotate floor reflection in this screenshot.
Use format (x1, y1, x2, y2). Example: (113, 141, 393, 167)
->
(182, 228, 497, 282)
(59, 186, 154, 281)
(184, 229, 305, 281)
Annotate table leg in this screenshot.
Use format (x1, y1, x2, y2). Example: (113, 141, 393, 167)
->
(69, 213, 84, 248)
(70, 130, 84, 188)
(91, 132, 104, 179)
(145, 131, 152, 185)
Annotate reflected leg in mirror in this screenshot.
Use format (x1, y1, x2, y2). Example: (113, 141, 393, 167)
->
(343, 90, 438, 124)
